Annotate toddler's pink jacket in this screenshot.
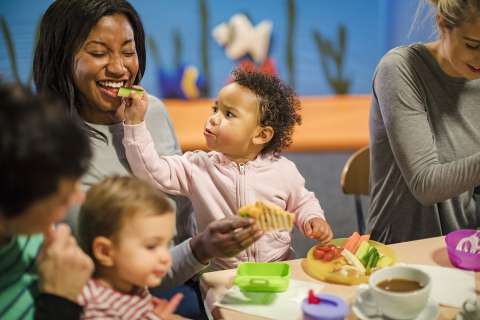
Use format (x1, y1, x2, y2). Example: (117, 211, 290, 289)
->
(123, 122, 326, 270)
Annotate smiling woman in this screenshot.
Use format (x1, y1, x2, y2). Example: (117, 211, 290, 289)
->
(424, 4, 480, 79)
(34, 0, 146, 136)
(368, 0, 480, 244)
(32, 1, 264, 319)
(33, 0, 146, 138)
(73, 13, 140, 124)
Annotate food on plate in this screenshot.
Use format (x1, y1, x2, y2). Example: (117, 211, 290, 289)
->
(313, 244, 342, 262)
(238, 201, 294, 231)
(302, 232, 396, 285)
(341, 249, 366, 274)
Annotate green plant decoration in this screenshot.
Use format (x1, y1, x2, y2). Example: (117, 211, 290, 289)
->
(313, 25, 351, 95)
(286, 0, 296, 89)
(199, 0, 210, 97)
(0, 16, 40, 87)
(146, 35, 162, 67)
(0, 16, 20, 83)
(27, 17, 41, 86)
(147, 30, 184, 69)
(173, 29, 183, 69)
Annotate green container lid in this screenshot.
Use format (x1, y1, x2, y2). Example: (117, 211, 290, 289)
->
(234, 262, 291, 292)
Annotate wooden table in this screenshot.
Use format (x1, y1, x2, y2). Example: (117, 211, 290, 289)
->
(200, 236, 479, 320)
(164, 95, 371, 152)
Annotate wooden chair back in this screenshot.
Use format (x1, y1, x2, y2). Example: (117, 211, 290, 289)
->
(340, 146, 370, 233)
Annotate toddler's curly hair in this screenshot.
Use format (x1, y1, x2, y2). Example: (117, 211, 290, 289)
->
(232, 69, 302, 155)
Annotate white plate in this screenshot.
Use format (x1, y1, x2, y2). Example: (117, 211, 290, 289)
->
(352, 296, 439, 320)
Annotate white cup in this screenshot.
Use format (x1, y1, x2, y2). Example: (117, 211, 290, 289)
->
(368, 266, 431, 319)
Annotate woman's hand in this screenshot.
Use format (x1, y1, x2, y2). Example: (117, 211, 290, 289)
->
(123, 85, 148, 125)
(190, 216, 264, 264)
(305, 217, 333, 244)
(37, 224, 94, 303)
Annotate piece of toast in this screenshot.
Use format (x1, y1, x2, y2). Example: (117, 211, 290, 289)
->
(238, 201, 294, 231)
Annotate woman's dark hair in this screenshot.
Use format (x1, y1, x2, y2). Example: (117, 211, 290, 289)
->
(232, 69, 302, 155)
(33, 0, 146, 139)
(0, 83, 92, 218)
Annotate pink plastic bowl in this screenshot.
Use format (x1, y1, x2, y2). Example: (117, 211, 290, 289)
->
(445, 229, 480, 271)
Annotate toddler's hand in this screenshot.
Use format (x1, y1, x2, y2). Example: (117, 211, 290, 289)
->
(152, 293, 185, 320)
(123, 85, 148, 125)
(305, 218, 333, 244)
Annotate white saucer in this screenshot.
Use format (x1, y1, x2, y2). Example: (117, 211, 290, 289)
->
(352, 296, 439, 320)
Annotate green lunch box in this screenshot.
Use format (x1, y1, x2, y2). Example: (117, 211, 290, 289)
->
(234, 262, 291, 292)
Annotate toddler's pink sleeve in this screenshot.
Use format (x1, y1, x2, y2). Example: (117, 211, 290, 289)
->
(123, 121, 193, 196)
(285, 161, 326, 234)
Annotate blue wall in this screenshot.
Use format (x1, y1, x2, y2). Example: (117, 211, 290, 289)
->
(0, 0, 435, 97)
(382, 0, 436, 51)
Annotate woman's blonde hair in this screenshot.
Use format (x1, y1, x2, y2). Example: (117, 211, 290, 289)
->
(428, 0, 480, 28)
(78, 176, 174, 260)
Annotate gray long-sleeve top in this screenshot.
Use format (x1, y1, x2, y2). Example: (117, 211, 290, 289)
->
(368, 43, 480, 244)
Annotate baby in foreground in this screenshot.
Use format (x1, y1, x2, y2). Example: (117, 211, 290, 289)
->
(77, 176, 184, 320)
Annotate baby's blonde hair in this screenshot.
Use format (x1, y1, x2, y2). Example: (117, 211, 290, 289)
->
(78, 176, 174, 262)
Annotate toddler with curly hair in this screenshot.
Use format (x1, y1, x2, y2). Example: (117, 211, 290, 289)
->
(122, 69, 333, 270)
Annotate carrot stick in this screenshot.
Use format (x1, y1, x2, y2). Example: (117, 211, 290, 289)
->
(342, 232, 361, 252)
(352, 234, 370, 253)
(359, 234, 370, 242)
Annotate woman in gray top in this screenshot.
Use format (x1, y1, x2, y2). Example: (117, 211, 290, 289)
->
(368, 0, 480, 244)
(32, 0, 263, 317)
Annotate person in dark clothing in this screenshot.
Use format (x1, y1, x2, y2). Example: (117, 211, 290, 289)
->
(0, 84, 93, 319)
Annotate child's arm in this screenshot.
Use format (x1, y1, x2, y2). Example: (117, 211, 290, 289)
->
(123, 89, 193, 196)
(285, 161, 333, 243)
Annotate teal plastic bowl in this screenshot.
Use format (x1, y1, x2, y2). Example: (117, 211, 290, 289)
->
(234, 262, 291, 292)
